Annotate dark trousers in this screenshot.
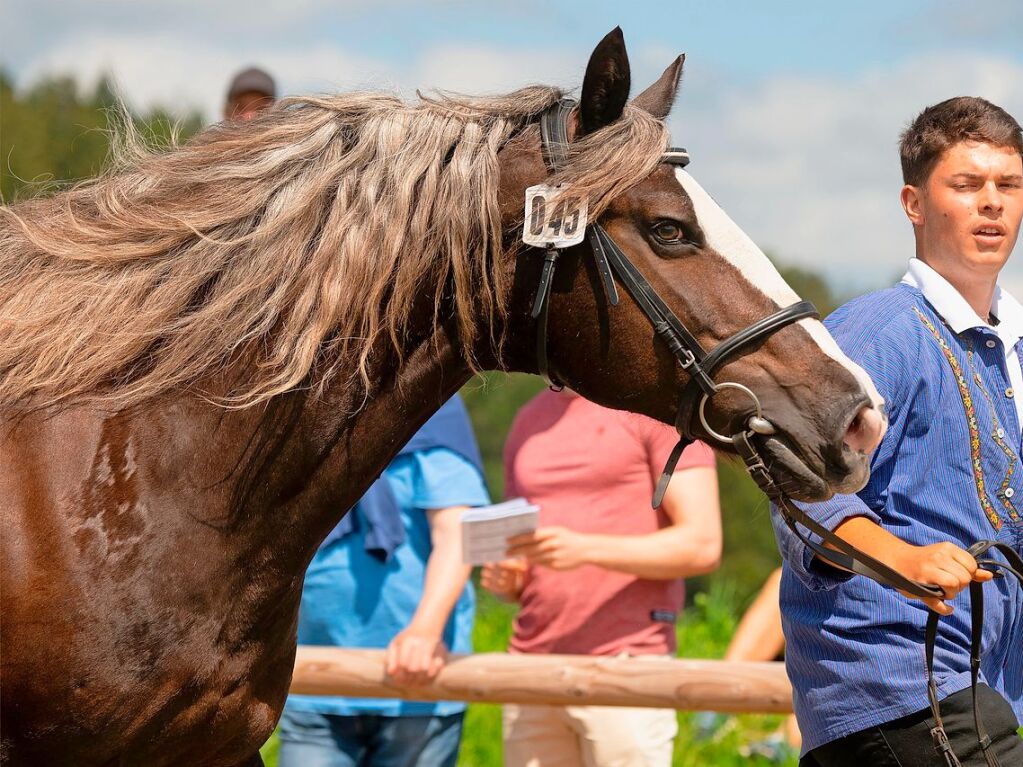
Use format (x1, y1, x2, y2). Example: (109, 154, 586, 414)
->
(802, 684, 1023, 767)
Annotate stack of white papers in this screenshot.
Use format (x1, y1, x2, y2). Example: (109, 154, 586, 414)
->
(461, 498, 540, 566)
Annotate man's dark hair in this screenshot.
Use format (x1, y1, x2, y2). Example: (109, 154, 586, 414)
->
(899, 97, 1023, 186)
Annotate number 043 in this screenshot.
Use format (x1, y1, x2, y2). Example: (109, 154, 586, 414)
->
(529, 197, 581, 238)
(521, 185, 589, 248)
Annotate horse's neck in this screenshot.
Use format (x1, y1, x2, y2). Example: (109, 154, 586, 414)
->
(215, 324, 474, 573)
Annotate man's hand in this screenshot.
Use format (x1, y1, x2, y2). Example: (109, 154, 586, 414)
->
(893, 541, 994, 615)
(481, 558, 528, 602)
(385, 628, 448, 686)
(828, 517, 996, 616)
(506, 526, 593, 571)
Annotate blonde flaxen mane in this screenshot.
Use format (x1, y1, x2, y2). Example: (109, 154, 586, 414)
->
(0, 86, 668, 412)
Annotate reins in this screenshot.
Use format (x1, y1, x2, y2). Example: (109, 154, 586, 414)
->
(924, 541, 1023, 767)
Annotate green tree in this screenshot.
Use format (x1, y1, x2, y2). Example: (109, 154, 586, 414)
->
(0, 72, 203, 202)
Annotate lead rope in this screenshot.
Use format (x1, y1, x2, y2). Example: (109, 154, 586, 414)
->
(741, 434, 1021, 765)
(925, 541, 1023, 767)
(926, 607, 964, 767)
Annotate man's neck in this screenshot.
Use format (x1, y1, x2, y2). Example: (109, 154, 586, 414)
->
(918, 254, 998, 323)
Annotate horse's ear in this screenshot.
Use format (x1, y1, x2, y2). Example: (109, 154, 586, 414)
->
(578, 27, 631, 136)
(632, 55, 684, 120)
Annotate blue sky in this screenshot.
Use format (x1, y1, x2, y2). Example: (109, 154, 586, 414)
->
(5, 0, 1023, 294)
(10, 0, 1020, 88)
(313, 0, 1020, 82)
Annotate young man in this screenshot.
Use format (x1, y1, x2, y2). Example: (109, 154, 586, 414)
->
(774, 97, 1023, 766)
(483, 387, 721, 767)
(279, 394, 489, 767)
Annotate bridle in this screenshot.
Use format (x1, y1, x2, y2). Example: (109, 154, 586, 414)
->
(530, 98, 1023, 765)
(530, 98, 944, 599)
(531, 98, 816, 495)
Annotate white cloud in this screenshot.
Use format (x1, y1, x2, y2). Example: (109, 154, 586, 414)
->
(17, 34, 397, 119)
(16, 33, 586, 119)
(415, 45, 580, 95)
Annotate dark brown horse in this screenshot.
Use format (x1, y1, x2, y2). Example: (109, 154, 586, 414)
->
(0, 30, 884, 766)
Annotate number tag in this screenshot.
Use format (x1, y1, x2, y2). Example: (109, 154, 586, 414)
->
(521, 185, 588, 248)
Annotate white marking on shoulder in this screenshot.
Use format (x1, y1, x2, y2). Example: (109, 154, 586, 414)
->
(673, 168, 883, 410)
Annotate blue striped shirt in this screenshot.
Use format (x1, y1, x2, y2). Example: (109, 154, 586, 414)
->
(773, 260, 1023, 753)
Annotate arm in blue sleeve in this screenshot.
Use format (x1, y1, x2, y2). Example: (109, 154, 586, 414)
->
(410, 448, 491, 510)
(771, 495, 881, 591)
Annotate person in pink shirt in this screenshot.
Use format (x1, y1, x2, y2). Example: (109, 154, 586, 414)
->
(482, 387, 722, 767)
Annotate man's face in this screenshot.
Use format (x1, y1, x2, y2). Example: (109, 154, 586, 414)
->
(225, 90, 274, 121)
(902, 141, 1023, 279)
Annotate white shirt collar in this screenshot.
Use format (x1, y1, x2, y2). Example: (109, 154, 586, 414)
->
(900, 258, 1023, 347)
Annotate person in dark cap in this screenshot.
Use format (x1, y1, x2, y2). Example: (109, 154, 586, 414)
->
(223, 66, 276, 121)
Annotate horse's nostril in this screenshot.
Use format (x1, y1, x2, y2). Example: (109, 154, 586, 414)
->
(842, 405, 885, 455)
(850, 412, 863, 433)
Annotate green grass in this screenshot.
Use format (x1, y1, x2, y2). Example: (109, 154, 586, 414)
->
(260, 581, 797, 767)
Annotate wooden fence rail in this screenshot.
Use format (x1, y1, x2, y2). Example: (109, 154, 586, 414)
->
(291, 647, 793, 714)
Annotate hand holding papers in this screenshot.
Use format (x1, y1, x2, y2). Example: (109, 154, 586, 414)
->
(461, 498, 539, 565)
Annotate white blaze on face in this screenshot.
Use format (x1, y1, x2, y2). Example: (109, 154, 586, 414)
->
(673, 168, 884, 412)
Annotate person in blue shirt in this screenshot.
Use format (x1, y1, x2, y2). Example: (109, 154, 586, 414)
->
(774, 97, 1023, 766)
(279, 394, 490, 767)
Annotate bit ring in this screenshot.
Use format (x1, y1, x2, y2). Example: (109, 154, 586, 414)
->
(698, 382, 772, 445)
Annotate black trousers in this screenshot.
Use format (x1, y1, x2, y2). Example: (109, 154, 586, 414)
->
(802, 684, 1023, 767)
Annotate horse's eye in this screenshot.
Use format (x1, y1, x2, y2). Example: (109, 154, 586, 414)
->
(652, 221, 685, 243)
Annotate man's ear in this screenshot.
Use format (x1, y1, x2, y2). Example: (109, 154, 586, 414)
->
(901, 185, 924, 226)
(578, 27, 631, 137)
(632, 55, 684, 119)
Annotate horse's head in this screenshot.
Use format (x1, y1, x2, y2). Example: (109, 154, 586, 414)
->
(498, 28, 885, 502)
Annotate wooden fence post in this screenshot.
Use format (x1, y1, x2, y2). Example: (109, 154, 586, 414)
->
(291, 648, 793, 713)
